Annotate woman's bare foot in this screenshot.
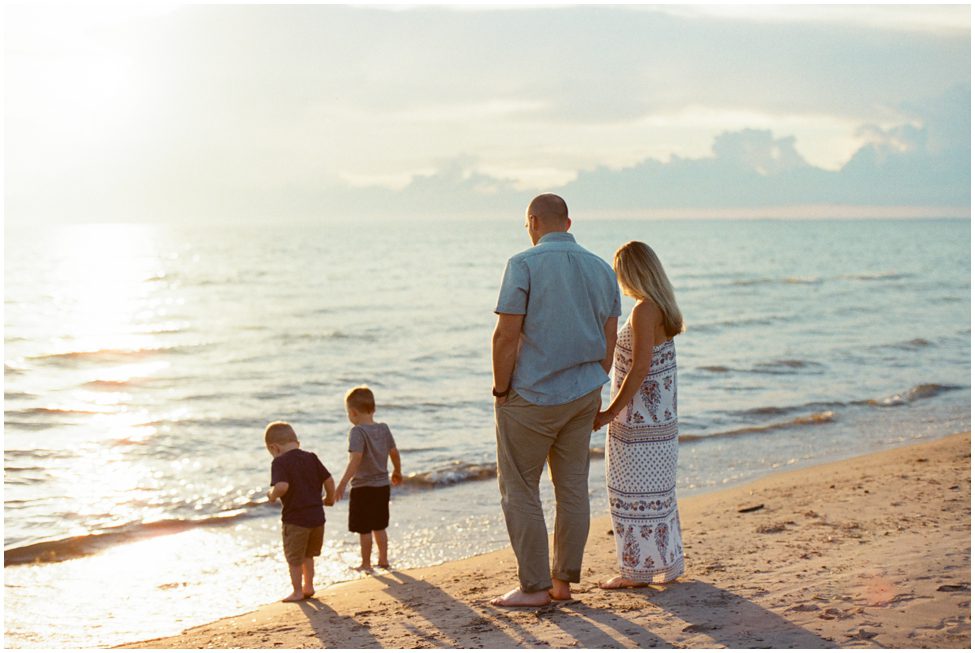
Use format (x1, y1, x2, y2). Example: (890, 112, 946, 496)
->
(282, 591, 305, 602)
(549, 578, 573, 601)
(598, 575, 649, 590)
(490, 588, 552, 608)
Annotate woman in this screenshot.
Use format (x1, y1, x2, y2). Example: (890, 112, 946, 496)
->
(593, 240, 685, 589)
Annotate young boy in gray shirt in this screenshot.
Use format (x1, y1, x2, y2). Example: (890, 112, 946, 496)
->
(335, 386, 402, 570)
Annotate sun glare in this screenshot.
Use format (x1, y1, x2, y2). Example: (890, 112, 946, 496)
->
(49, 224, 162, 354)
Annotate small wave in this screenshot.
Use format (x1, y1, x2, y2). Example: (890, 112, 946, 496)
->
(731, 401, 844, 419)
(4, 509, 259, 567)
(28, 345, 197, 365)
(400, 448, 608, 489)
(692, 314, 791, 333)
(699, 365, 732, 373)
(138, 323, 189, 335)
(402, 462, 497, 488)
(5, 406, 109, 418)
(4, 391, 35, 400)
(727, 276, 821, 287)
(680, 411, 835, 443)
(395, 446, 447, 455)
(838, 271, 908, 282)
(864, 383, 963, 408)
(81, 379, 145, 390)
(784, 276, 821, 285)
(3, 421, 60, 431)
(750, 359, 824, 374)
(4, 364, 25, 375)
(136, 416, 261, 430)
(894, 338, 933, 349)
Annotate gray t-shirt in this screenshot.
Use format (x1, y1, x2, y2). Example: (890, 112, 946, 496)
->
(348, 423, 397, 488)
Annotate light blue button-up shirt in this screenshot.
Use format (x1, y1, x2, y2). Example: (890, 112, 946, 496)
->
(495, 232, 621, 406)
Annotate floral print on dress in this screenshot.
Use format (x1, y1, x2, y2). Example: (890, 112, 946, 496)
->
(606, 317, 684, 584)
(622, 527, 641, 568)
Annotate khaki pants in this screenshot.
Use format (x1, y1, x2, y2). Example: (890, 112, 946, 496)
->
(494, 388, 601, 593)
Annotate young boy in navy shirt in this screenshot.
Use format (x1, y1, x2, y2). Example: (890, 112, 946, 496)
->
(265, 421, 335, 602)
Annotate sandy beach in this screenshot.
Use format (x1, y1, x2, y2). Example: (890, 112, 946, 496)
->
(125, 432, 970, 649)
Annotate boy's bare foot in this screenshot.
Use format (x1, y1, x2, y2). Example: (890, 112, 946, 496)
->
(598, 575, 649, 590)
(549, 578, 572, 601)
(282, 591, 305, 602)
(489, 588, 552, 608)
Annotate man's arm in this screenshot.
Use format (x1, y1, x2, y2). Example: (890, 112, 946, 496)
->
(492, 312, 524, 405)
(601, 316, 618, 373)
(335, 452, 363, 501)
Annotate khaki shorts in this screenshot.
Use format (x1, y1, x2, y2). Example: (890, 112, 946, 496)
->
(282, 522, 324, 566)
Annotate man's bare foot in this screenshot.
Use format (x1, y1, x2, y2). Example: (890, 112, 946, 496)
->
(302, 586, 315, 599)
(598, 575, 649, 590)
(377, 561, 391, 569)
(354, 564, 373, 572)
(549, 578, 572, 601)
(489, 588, 552, 608)
(282, 591, 305, 602)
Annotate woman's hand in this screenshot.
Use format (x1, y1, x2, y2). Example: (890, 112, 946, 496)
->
(593, 410, 615, 431)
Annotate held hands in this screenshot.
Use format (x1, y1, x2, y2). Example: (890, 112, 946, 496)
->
(267, 489, 278, 503)
(593, 410, 616, 431)
(334, 482, 347, 502)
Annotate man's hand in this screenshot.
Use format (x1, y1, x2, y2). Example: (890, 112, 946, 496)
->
(335, 482, 347, 502)
(391, 470, 403, 486)
(495, 394, 508, 407)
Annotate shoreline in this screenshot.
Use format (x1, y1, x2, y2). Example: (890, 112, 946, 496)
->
(123, 431, 971, 649)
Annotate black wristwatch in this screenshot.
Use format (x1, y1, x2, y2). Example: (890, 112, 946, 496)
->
(492, 386, 510, 398)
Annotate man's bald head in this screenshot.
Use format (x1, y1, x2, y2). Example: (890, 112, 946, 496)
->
(527, 193, 569, 227)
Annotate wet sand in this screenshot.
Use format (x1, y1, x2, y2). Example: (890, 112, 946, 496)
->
(124, 431, 971, 649)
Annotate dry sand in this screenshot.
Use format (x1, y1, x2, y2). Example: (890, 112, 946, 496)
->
(125, 432, 971, 649)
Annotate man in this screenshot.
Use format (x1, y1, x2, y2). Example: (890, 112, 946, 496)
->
(491, 193, 620, 607)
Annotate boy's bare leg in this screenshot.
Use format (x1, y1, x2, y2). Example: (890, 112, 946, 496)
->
(374, 530, 389, 568)
(302, 558, 315, 597)
(356, 533, 373, 571)
(283, 564, 304, 602)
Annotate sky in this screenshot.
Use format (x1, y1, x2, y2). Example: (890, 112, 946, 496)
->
(4, 3, 971, 223)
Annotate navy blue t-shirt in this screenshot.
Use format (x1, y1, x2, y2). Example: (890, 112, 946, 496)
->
(270, 449, 332, 527)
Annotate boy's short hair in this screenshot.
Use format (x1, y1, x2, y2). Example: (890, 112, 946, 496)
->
(345, 386, 376, 414)
(265, 421, 298, 445)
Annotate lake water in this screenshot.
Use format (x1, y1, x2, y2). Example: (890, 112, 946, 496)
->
(4, 217, 970, 647)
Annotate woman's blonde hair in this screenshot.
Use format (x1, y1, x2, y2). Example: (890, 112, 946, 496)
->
(614, 241, 685, 338)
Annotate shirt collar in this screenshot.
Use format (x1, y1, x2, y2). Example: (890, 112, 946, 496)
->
(537, 232, 576, 245)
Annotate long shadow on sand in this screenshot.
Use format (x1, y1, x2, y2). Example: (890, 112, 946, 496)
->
(373, 570, 523, 648)
(583, 579, 836, 648)
(536, 598, 672, 648)
(296, 597, 383, 648)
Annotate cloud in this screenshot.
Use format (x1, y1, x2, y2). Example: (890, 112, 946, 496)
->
(4, 5, 970, 222)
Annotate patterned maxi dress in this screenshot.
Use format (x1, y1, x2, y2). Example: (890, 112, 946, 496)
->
(606, 318, 684, 583)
